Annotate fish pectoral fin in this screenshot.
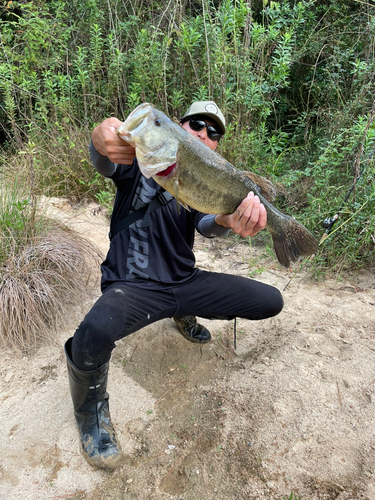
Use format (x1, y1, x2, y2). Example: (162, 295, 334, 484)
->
(179, 201, 191, 212)
(173, 179, 181, 214)
(172, 179, 190, 214)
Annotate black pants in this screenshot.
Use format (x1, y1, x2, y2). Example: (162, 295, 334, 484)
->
(71, 271, 283, 370)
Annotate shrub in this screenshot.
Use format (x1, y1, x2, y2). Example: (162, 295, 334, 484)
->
(0, 177, 102, 350)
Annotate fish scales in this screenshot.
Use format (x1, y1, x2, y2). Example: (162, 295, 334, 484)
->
(117, 103, 318, 267)
(175, 137, 255, 214)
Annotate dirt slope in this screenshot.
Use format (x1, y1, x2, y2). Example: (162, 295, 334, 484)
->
(0, 200, 374, 500)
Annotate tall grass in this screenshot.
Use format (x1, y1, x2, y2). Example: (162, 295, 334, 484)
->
(0, 176, 102, 351)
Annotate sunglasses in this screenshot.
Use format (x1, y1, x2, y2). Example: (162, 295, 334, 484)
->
(188, 118, 222, 141)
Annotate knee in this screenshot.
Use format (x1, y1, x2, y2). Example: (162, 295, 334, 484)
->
(78, 311, 116, 346)
(267, 288, 284, 318)
(71, 314, 117, 370)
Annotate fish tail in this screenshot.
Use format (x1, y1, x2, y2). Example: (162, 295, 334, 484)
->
(270, 216, 318, 268)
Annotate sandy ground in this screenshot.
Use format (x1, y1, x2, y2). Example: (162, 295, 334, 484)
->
(0, 199, 375, 500)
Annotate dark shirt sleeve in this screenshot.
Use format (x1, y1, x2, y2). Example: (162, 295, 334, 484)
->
(89, 140, 117, 177)
(197, 214, 231, 238)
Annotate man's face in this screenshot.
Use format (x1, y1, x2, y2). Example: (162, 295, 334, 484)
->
(181, 118, 220, 151)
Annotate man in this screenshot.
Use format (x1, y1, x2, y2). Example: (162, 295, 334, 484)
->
(64, 101, 284, 470)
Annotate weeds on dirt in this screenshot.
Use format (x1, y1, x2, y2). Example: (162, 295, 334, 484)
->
(0, 177, 102, 351)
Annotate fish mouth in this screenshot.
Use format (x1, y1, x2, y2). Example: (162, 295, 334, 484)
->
(116, 102, 179, 178)
(116, 103, 154, 144)
(155, 163, 176, 177)
(118, 130, 133, 143)
(116, 128, 136, 147)
(124, 103, 153, 130)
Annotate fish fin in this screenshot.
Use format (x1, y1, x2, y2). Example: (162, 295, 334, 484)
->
(242, 172, 277, 202)
(180, 201, 191, 212)
(173, 179, 181, 214)
(171, 180, 190, 213)
(270, 216, 318, 267)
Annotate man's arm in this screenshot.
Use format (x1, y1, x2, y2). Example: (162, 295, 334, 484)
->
(197, 214, 231, 238)
(89, 141, 117, 177)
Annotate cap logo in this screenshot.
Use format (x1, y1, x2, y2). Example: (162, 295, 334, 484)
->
(205, 104, 218, 114)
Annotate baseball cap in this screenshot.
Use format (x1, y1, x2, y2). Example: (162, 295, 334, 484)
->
(181, 101, 226, 134)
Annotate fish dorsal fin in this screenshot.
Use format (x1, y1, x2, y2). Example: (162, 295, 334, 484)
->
(242, 172, 277, 202)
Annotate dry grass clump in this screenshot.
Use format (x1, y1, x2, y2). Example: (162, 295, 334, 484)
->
(0, 225, 102, 351)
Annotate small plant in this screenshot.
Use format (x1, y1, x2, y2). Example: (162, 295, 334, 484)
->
(95, 190, 115, 214)
(179, 363, 188, 373)
(248, 265, 265, 278)
(283, 493, 301, 500)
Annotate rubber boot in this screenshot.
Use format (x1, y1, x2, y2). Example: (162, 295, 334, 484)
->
(173, 316, 211, 343)
(64, 337, 123, 470)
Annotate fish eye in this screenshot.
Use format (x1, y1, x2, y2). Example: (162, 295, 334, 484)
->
(154, 118, 162, 126)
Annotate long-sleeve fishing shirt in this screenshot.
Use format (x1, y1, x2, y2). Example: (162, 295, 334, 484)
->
(90, 142, 230, 291)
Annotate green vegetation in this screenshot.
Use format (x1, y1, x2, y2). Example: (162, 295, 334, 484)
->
(1, 0, 374, 276)
(283, 493, 301, 500)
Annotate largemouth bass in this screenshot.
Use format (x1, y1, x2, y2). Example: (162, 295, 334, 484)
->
(117, 103, 318, 267)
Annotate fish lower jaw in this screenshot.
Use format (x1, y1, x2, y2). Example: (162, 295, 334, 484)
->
(155, 163, 176, 177)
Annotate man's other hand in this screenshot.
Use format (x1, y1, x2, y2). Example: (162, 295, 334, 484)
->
(215, 192, 267, 238)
